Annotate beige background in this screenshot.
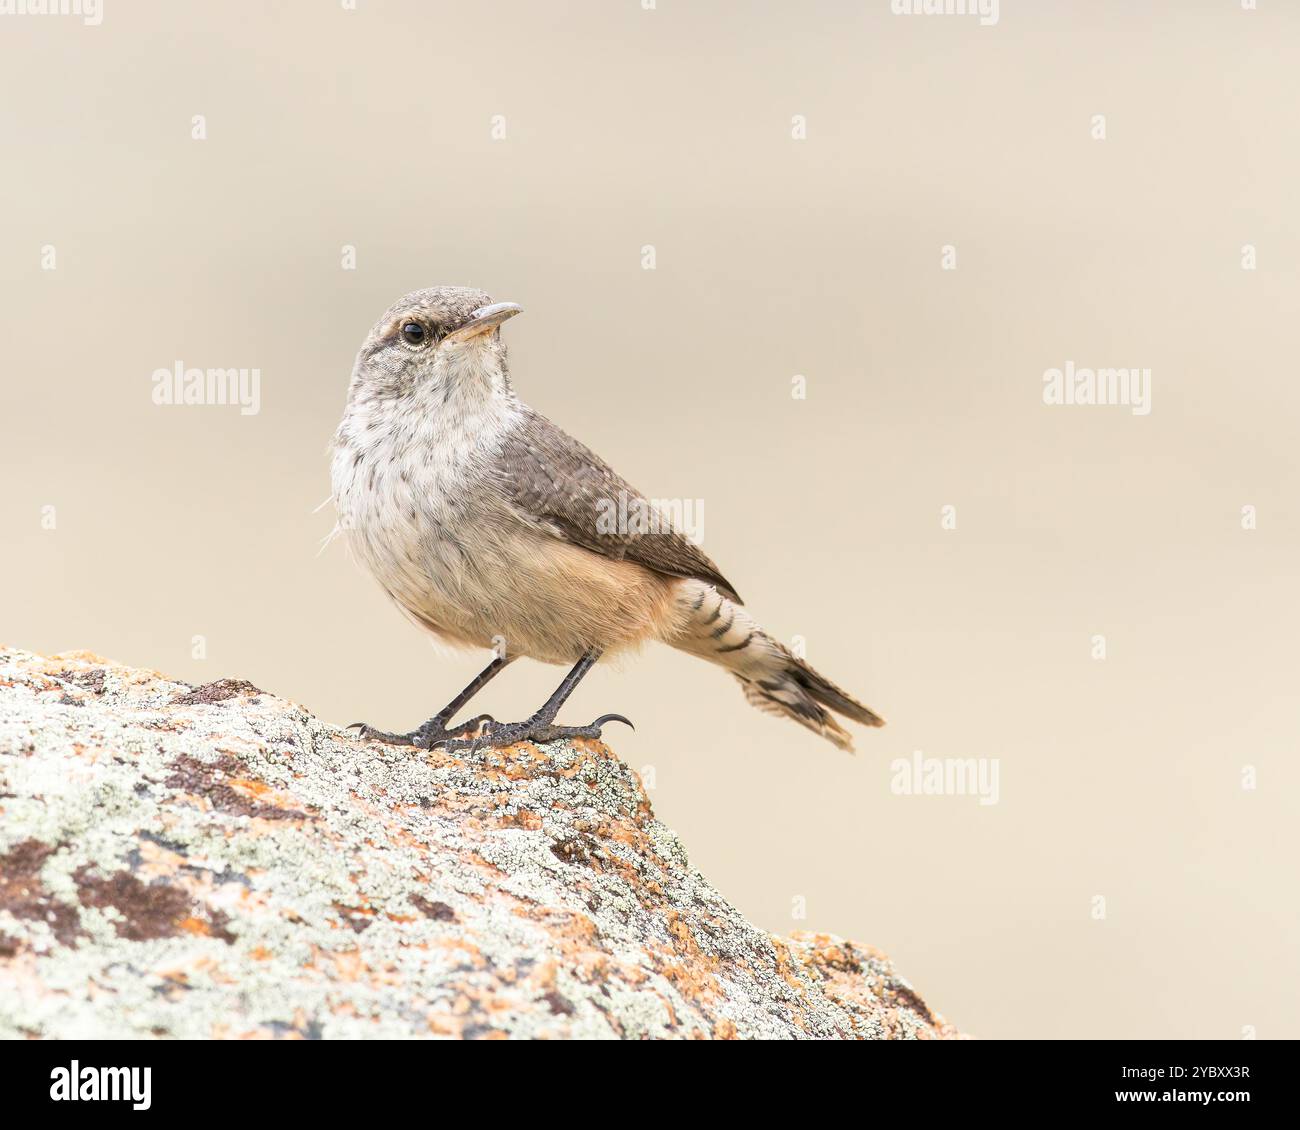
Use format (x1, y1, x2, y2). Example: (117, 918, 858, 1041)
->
(3, 0, 1298, 1039)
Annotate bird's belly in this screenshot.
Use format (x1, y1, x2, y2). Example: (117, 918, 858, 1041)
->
(332, 446, 480, 643)
(333, 450, 686, 664)
(442, 530, 688, 664)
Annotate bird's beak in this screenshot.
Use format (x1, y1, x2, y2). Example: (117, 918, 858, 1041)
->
(445, 302, 522, 343)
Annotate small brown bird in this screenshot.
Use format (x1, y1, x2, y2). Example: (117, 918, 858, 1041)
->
(331, 287, 884, 751)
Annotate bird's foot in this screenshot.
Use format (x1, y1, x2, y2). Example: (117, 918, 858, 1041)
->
(346, 713, 496, 748)
(436, 713, 634, 752)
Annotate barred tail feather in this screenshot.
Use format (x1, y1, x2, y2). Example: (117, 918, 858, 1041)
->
(670, 581, 885, 752)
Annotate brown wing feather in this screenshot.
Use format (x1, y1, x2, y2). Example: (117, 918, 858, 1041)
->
(496, 407, 743, 604)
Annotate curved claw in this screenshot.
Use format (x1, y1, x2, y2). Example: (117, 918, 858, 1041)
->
(590, 713, 634, 732)
(418, 714, 497, 749)
(346, 723, 415, 747)
(459, 713, 497, 735)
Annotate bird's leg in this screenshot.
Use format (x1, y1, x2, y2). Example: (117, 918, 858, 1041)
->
(439, 649, 633, 751)
(348, 654, 512, 747)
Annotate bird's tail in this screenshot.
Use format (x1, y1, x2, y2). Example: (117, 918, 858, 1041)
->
(668, 581, 885, 752)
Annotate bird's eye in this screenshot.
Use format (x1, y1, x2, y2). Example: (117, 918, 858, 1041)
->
(401, 322, 426, 345)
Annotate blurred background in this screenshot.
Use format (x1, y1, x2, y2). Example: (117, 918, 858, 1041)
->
(2, 0, 1298, 1038)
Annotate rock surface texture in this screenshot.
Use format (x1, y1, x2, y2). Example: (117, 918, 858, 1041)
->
(0, 646, 960, 1040)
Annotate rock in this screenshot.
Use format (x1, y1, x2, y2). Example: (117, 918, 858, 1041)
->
(0, 646, 961, 1040)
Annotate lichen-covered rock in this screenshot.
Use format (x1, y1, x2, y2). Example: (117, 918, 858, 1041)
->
(0, 646, 960, 1040)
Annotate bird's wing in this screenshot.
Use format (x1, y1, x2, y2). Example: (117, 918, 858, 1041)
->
(495, 407, 743, 604)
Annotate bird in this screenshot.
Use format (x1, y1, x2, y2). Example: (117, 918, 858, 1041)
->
(330, 286, 884, 752)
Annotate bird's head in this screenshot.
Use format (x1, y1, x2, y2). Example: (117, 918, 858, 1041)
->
(350, 286, 522, 403)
